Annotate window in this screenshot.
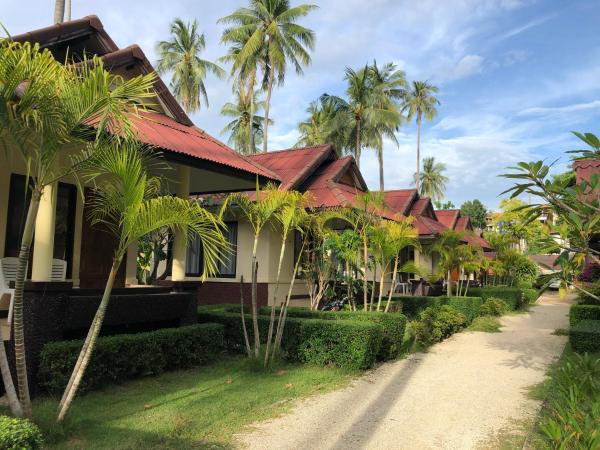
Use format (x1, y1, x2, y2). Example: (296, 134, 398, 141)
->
(185, 221, 238, 278)
(4, 174, 77, 278)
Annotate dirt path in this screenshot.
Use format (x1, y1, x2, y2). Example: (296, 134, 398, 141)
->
(237, 293, 572, 449)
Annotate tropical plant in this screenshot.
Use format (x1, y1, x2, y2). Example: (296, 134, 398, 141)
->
(431, 230, 470, 296)
(295, 97, 348, 152)
(0, 41, 155, 418)
(501, 133, 600, 301)
(328, 228, 361, 310)
(156, 18, 225, 113)
(434, 200, 456, 210)
(56, 142, 228, 422)
(264, 191, 309, 366)
(227, 184, 288, 358)
(221, 88, 269, 154)
(401, 80, 440, 192)
(414, 156, 448, 202)
(460, 199, 488, 230)
(219, 0, 317, 152)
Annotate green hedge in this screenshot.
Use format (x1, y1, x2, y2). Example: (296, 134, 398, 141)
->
(198, 309, 382, 370)
(393, 296, 482, 322)
(570, 304, 600, 326)
(569, 320, 600, 353)
(0, 416, 44, 450)
(522, 288, 540, 304)
(39, 323, 224, 394)
(257, 306, 406, 360)
(468, 287, 524, 310)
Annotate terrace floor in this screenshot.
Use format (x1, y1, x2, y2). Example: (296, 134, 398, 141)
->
(238, 292, 574, 449)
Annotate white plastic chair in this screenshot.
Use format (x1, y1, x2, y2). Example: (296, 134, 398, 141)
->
(51, 259, 67, 281)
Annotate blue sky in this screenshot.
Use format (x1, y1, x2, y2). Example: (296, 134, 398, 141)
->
(3, 0, 600, 210)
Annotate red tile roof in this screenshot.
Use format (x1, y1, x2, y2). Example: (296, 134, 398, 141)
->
(435, 209, 460, 229)
(303, 157, 367, 208)
(383, 190, 418, 216)
(455, 216, 471, 231)
(414, 215, 449, 236)
(249, 145, 334, 190)
(127, 111, 279, 180)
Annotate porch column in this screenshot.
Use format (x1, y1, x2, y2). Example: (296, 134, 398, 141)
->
(31, 182, 57, 281)
(171, 165, 190, 281)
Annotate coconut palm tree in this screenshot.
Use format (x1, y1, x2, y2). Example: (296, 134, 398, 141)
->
(221, 88, 269, 154)
(156, 18, 225, 113)
(0, 41, 155, 418)
(414, 156, 449, 202)
(402, 80, 440, 191)
(57, 141, 228, 422)
(219, 0, 317, 152)
(369, 61, 405, 191)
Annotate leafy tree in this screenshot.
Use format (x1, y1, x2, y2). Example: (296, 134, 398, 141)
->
(434, 200, 456, 210)
(492, 198, 545, 254)
(219, 0, 317, 152)
(501, 132, 600, 300)
(296, 97, 349, 152)
(156, 18, 225, 113)
(57, 142, 228, 421)
(414, 156, 448, 202)
(0, 41, 155, 418)
(221, 88, 269, 154)
(401, 80, 440, 191)
(460, 199, 488, 229)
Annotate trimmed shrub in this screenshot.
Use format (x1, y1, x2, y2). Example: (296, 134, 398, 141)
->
(258, 306, 407, 360)
(468, 287, 523, 310)
(394, 296, 482, 322)
(0, 416, 44, 450)
(479, 297, 510, 317)
(198, 310, 382, 370)
(569, 320, 600, 353)
(577, 280, 600, 305)
(570, 304, 600, 326)
(414, 305, 468, 346)
(39, 323, 224, 394)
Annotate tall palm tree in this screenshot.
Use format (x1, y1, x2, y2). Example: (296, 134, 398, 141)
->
(0, 41, 155, 418)
(221, 88, 268, 154)
(402, 80, 440, 191)
(414, 156, 449, 202)
(295, 97, 348, 152)
(156, 18, 225, 113)
(369, 61, 405, 191)
(57, 142, 228, 421)
(219, 0, 317, 152)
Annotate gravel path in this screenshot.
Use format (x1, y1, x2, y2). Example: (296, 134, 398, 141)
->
(237, 293, 573, 449)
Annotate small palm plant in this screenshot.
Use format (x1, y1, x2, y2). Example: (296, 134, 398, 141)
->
(432, 230, 466, 297)
(56, 142, 228, 421)
(0, 41, 155, 418)
(384, 218, 419, 312)
(228, 185, 288, 358)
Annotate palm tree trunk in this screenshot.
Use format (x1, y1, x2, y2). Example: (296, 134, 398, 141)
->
(248, 74, 257, 153)
(264, 239, 286, 367)
(0, 341, 22, 417)
(273, 238, 306, 357)
(447, 269, 452, 296)
(251, 234, 260, 358)
(370, 264, 377, 311)
(53, 0, 65, 23)
(57, 256, 122, 422)
(239, 275, 252, 357)
(416, 112, 421, 192)
(262, 70, 274, 153)
(65, 0, 71, 21)
(355, 117, 361, 168)
(385, 255, 400, 313)
(378, 147, 384, 192)
(376, 267, 386, 312)
(362, 237, 368, 311)
(12, 189, 42, 418)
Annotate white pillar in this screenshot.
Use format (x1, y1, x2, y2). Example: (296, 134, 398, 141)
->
(171, 165, 190, 281)
(31, 182, 57, 281)
(125, 241, 138, 286)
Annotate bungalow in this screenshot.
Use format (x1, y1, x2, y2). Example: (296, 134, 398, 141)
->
(196, 145, 476, 306)
(0, 17, 278, 389)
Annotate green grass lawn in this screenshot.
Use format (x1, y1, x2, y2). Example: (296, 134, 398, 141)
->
(25, 357, 353, 450)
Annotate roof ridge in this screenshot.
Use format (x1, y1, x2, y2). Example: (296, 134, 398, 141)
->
(251, 144, 332, 156)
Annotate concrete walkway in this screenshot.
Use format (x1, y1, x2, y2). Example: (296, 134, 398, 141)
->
(238, 293, 572, 449)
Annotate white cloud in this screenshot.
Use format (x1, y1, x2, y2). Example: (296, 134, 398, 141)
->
(519, 100, 600, 116)
(448, 54, 485, 80)
(497, 14, 554, 41)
